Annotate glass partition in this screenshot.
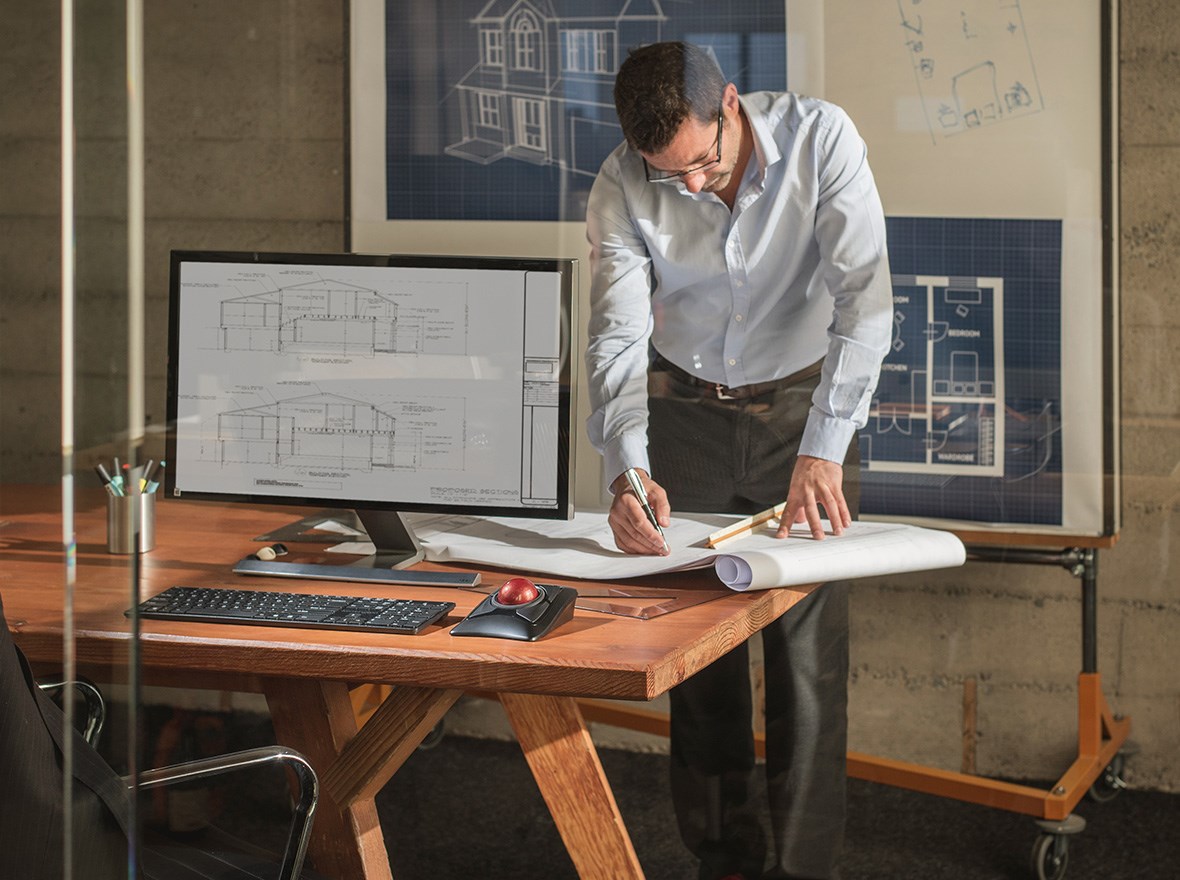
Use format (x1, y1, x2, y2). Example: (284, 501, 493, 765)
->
(1, 3, 1175, 879)
(0, 2, 345, 877)
(68, 0, 144, 875)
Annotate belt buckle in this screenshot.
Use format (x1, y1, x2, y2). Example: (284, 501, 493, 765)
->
(714, 382, 737, 400)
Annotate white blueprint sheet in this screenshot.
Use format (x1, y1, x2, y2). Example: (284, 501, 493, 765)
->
(344, 511, 968, 591)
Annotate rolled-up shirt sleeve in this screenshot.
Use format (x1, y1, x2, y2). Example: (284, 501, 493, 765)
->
(584, 154, 656, 490)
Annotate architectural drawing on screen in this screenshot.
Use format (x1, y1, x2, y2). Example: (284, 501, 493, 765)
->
(896, 0, 1044, 142)
(443, 0, 665, 177)
(861, 275, 1005, 477)
(217, 277, 469, 357)
(212, 392, 467, 474)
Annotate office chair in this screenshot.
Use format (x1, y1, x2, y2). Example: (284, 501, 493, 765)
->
(0, 595, 320, 880)
(36, 674, 107, 744)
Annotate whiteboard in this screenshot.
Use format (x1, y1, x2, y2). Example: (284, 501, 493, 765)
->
(787, 0, 1118, 539)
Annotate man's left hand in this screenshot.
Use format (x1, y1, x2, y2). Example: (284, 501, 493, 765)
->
(776, 455, 851, 540)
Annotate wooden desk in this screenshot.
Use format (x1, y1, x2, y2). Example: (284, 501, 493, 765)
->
(0, 488, 812, 880)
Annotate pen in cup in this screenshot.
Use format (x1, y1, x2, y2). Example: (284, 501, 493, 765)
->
(139, 458, 154, 492)
(111, 457, 123, 492)
(94, 463, 122, 496)
(145, 460, 165, 494)
(623, 467, 669, 553)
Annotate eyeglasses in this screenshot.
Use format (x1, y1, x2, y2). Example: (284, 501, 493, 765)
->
(643, 110, 724, 183)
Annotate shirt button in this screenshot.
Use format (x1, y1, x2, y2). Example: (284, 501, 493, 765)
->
(728, 358, 736, 366)
(734, 314, 743, 322)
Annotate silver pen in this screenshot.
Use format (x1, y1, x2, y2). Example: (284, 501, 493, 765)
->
(623, 467, 669, 553)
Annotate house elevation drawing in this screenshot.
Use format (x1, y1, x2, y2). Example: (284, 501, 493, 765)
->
(862, 275, 1005, 477)
(212, 390, 467, 475)
(381, 0, 787, 221)
(217, 274, 470, 357)
(172, 258, 570, 512)
(443, 0, 666, 178)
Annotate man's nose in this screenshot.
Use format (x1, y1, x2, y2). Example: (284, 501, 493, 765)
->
(681, 169, 708, 193)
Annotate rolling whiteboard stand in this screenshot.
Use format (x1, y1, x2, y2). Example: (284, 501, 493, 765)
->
(571, 540, 1129, 880)
(843, 543, 1132, 880)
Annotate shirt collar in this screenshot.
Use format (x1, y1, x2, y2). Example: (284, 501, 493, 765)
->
(739, 93, 782, 176)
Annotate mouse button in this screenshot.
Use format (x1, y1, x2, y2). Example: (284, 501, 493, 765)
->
(514, 598, 551, 623)
(464, 598, 499, 618)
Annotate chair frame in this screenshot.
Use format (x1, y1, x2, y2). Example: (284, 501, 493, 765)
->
(136, 745, 318, 880)
(38, 679, 318, 880)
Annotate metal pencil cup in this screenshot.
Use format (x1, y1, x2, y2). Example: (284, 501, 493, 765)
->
(107, 491, 156, 554)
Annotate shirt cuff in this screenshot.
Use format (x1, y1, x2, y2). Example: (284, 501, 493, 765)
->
(799, 411, 858, 464)
(603, 433, 650, 495)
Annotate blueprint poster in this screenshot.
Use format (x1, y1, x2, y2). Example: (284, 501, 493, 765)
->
(382, 0, 786, 222)
(861, 218, 1063, 526)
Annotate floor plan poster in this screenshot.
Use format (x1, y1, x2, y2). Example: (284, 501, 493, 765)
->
(380, 0, 786, 221)
(861, 217, 1063, 526)
(867, 275, 1004, 476)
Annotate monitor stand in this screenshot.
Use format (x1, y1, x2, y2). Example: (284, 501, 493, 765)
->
(234, 508, 480, 588)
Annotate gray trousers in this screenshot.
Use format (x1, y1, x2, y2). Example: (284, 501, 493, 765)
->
(647, 359, 855, 880)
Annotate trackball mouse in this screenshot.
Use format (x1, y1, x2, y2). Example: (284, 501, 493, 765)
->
(450, 577, 576, 641)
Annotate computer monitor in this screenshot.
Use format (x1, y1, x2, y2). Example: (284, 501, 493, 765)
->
(164, 250, 577, 580)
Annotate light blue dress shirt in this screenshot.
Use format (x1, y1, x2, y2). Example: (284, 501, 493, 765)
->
(585, 91, 894, 490)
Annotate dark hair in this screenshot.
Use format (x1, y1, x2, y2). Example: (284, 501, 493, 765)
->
(613, 42, 727, 154)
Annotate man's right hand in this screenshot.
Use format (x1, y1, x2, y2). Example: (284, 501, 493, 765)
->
(608, 468, 671, 556)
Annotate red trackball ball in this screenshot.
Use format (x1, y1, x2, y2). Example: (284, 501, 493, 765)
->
(496, 577, 540, 605)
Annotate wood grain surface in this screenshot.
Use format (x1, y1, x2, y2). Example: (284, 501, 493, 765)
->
(1, 487, 811, 701)
(1, 485, 817, 879)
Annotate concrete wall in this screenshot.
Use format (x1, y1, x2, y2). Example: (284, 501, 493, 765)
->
(1097, 0, 1180, 788)
(1, 0, 1176, 792)
(0, 0, 346, 475)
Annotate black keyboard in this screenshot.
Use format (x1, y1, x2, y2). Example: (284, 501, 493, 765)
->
(132, 586, 454, 635)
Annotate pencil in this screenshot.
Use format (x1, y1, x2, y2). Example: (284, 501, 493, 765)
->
(705, 502, 787, 548)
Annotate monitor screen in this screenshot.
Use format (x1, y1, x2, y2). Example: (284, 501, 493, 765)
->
(165, 250, 577, 576)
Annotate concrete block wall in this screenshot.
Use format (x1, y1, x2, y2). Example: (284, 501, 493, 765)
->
(1, 0, 1176, 791)
(1104, 0, 1180, 789)
(0, 0, 346, 477)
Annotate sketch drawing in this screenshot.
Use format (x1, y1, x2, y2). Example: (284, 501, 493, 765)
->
(896, 0, 1043, 142)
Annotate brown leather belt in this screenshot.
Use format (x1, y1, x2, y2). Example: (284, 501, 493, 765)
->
(652, 353, 824, 400)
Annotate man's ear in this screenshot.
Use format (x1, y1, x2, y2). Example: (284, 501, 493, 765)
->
(722, 82, 740, 114)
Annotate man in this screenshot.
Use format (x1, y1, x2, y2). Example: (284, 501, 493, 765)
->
(585, 42, 893, 879)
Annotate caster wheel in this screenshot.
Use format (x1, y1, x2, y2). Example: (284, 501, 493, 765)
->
(1088, 751, 1127, 803)
(1030, 833, 1069, 880)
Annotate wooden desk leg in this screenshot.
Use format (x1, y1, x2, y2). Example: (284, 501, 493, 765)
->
(265, 678, 393, 880)
(501, 692, 644, 880)
(323, 685, 462, 809)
